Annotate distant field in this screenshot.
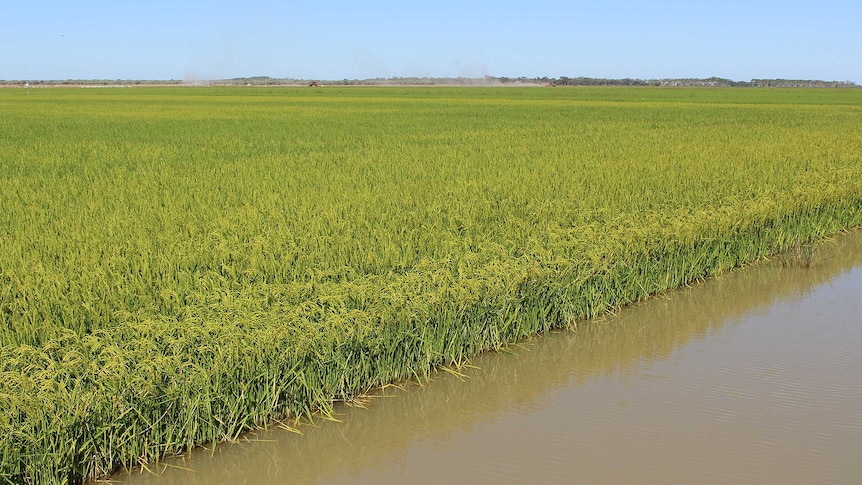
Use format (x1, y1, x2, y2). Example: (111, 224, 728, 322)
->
(2, 87, 861, 483)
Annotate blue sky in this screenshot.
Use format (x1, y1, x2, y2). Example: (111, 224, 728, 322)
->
(2, 0, 859, 82)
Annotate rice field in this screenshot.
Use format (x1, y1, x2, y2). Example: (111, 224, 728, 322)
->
(1, 86, 861, 483)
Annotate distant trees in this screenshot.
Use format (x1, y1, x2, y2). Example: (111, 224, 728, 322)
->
(496, 76, 859, 88)
(749, 79, 858, 88)
(2, 76, 857, 88)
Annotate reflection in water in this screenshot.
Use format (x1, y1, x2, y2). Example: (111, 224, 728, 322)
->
(115, 230, 862, 484)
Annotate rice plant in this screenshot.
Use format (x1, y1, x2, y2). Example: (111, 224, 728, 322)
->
(1, 86, 861, 483)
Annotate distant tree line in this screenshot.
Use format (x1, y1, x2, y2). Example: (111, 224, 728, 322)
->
(221, 76, 859, 88)
(506, 76, 859, 88)
(0, 79, 182, 86)
(746, 79, 859, 88)
(2, 76, 858, 88)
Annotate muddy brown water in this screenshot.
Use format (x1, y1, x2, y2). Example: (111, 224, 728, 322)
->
(114, 230, 862, 484)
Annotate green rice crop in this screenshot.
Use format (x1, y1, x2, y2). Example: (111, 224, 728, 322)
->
(1, 86, 861, 483)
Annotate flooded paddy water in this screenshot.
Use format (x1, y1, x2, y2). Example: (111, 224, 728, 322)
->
(115, 229, 862, 484)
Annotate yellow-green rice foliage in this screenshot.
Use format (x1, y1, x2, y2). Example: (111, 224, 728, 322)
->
(1, 87, 861, 483)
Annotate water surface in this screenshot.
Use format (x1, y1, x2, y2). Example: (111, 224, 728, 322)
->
(116, 230, 862, 484)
